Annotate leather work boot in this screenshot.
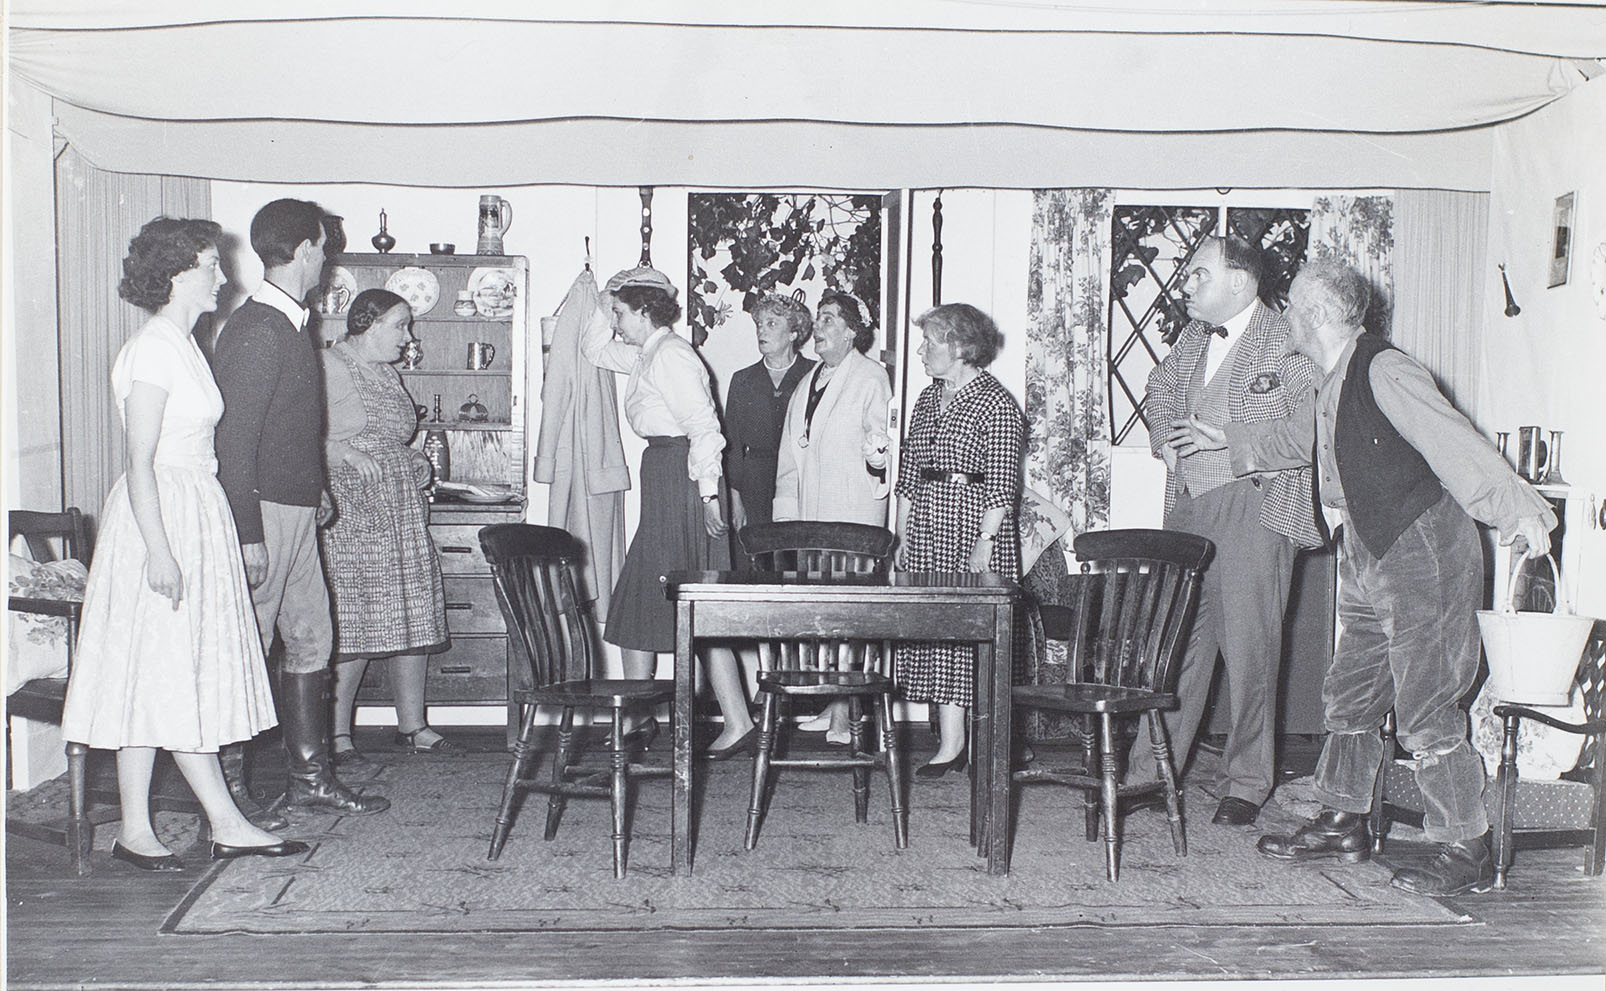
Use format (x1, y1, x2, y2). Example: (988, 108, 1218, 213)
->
(279, 671, 391, 816)
(219, 742, 289, 831)
(1256, 808, 1370, 864)
(1389, 833, 1496, 896)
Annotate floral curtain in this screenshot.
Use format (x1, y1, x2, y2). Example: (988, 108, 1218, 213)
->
(1308, 194, 1395, 337)
(56, 145, 211, 519)
(1024, 188, 1114, 544)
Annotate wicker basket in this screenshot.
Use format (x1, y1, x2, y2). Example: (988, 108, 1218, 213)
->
(1476, 550, 1593, 706)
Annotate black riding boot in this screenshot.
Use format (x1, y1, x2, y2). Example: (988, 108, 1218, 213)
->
(280, 671, 391, 816)
(219, 741, 289, 830)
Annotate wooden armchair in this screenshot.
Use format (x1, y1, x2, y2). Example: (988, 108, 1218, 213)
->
(6, 508, 99, 875)
(1011, 528, 1213, 881)
(736, 521, 906, 851)
(1375, 620, 1604, 888)
(479, 523, 673, 878)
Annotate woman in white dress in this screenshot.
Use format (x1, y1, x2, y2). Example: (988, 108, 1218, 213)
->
(61, 218, 306, 870)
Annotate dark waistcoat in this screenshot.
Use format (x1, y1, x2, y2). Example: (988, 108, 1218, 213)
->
(1335, 333, 1443, 558)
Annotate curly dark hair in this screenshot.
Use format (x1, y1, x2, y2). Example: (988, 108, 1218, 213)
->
(819, 290, 876, 354)
(914, 302, 1002, 368)
(614, 284, 682, 328)
(346, 289, 411, 336)
(117, 218, 224, 312)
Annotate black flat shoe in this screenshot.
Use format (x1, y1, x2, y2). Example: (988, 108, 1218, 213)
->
(621, 718, 660, 751)
(208, 839, 312, 861)
(915, 754, 968, 778)
(703, 726, 757, 761)
(110, 841, 185, 872)
(331, 733, 368, 767)
(394, 726, 463, 755)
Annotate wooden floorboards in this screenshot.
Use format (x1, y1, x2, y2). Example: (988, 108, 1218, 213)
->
(6, 731, 1605, 989)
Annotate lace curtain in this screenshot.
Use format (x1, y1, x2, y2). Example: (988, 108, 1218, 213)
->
(1308, 194, 1395, 337)
(1024, 188, 1114, 543)
(1391, 189, 1489, 415)
(56, 146, 211, 518)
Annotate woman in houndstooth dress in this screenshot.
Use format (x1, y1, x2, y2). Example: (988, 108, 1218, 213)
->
(894, 303, 1023, 776)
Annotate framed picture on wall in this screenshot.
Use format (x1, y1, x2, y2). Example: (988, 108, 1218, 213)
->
(1549, 191, 1576, 287)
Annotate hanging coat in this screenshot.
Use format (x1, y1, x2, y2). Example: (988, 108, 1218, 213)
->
(533, 270, 630, 618)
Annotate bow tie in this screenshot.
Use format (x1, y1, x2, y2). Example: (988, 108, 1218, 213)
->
(1203, 323, 1228, 338)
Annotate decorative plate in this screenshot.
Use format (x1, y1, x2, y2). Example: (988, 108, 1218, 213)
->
(385, 266, 440, 317)
(467, 267, 517, 318)
(318, 266, 358, 315)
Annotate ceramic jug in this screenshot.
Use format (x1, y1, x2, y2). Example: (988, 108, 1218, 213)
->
(476, 195, 513, 255)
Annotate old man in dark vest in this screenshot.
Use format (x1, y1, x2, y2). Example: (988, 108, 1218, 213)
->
(1168, 259, 1555, 896)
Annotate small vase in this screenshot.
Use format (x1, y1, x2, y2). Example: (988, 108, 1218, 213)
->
(371, 209, 396, 254)
(1542, 430, 1567, 485)
(422, 429, 451, 485)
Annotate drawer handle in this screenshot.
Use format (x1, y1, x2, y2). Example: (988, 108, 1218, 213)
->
(445, 602, 473, 611)
(440, 545, 475, 555)
(438, 665, 473, 675)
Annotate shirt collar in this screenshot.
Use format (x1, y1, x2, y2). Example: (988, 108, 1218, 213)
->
(1215, 301, 1255, 344)
(250, 280, 310, 331)
(1319, 336, 1360, 393)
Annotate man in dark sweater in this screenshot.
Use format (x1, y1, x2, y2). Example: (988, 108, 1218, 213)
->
(1168, 260, 1553, 895)
(214, 198, 388, 817)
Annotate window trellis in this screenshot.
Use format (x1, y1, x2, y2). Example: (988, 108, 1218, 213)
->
(1107, 205, 1309, 445)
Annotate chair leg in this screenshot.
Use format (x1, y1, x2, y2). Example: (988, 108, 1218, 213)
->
(608, 714, 629, 879)
(1370, 712, 1395, 856)
(1099, 713, 1121, 882)
(1147, 711, 1186, 857)
(745, 692, 780, 850)
(543, 707, 578, 842)
(1083, 714, 1100, 842)
(878, 692, 908, 849)
(488, 702, 540, 860)
(1589, 752, 1606, 877)
(1493, 710, 1520, 889)
(65, 741, 92, 877)
(849, 697, 870, 824)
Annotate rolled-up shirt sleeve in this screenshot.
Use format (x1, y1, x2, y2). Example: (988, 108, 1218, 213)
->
(579, 302, 638, 374)
(1369, 351, 1555, 535)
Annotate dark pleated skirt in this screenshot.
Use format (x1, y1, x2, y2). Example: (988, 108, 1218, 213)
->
(605, 436, 731, 652)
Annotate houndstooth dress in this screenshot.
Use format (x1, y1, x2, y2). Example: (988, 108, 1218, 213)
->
(319, 343, 448, 659)
(893, 372, 1023, 708)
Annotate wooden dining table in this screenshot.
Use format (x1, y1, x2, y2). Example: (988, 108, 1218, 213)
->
(664, 569, 1019, 877)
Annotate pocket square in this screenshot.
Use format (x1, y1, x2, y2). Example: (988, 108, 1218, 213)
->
(1248, 372, 1282, 394)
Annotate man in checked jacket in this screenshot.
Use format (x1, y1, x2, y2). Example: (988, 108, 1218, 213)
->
(1138, 234, 1323, 827)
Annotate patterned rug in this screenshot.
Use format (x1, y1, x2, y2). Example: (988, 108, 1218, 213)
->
(162, 749, 1468, 935)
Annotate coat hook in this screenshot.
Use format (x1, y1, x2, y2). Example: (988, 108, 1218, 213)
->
(584, 236, 591, 272)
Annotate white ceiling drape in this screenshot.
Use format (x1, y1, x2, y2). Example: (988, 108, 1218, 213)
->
(10, 1, 1605, 189)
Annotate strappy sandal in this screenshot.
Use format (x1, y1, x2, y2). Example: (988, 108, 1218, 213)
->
(331, 732, 369, 767)
(394, 726, 464, 755)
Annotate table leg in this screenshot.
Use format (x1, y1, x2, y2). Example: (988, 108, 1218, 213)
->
(673, 601, 695, 876)
(970, 639, 992, 853)
(986, 602, 1013, 875)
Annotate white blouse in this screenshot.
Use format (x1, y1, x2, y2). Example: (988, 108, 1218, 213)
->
(581, 305, 724, 497)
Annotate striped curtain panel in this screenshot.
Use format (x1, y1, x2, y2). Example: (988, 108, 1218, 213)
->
(55, 146, 211, 520)
(1391, 189, 1489, 416)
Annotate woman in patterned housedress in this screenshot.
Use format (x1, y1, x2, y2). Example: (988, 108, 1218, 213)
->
(61, 218, 305, 870)
(894, 303, 1024, 777)
(320, 289, 456, 763)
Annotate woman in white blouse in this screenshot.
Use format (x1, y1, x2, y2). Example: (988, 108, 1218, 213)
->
(582, 266, 756, 759)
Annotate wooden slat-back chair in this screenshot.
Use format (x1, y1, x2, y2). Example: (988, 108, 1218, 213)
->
(479, 524, 673, 878)
(1011, 528, 1213, 881)
(736, 521, 906, 850)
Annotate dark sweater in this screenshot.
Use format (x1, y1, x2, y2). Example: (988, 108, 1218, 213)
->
(1334, 333, 1443, 558)
(212, 300, 327, 543)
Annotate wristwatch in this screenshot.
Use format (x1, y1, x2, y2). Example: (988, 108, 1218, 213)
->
(977, 531, 995, 541)
(700, 494, 718, 504)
